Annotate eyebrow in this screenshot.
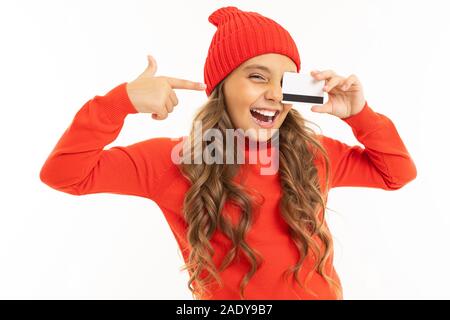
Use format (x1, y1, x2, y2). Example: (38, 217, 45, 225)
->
(243, 64, 296, 74)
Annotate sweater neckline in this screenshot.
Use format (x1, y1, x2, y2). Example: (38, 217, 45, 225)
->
(243, 135, 273, 151)
(239, 134, 279, 176)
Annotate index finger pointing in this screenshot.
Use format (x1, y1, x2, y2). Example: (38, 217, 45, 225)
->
(166, 77, 207, 91)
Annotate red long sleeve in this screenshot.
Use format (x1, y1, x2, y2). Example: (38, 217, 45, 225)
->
(39, 82, 417, 300)
(39, 82, 179, 199)
(319, 101, 417, 190)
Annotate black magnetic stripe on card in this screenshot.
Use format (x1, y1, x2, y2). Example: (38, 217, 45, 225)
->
(283, 94, 324, 104)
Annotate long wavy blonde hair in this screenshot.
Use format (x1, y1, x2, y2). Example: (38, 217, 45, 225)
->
(177, 78, 342, 300)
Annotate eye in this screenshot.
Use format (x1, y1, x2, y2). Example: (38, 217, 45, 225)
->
(249, 74, 265, 80)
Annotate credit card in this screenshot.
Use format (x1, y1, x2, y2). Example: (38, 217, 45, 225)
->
(281, 71, 327, 105)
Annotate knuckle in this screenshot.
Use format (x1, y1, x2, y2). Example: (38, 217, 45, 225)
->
(159, 97, 167, 108)
(155, 76, 165, 84)
(172, 92, 179, 103)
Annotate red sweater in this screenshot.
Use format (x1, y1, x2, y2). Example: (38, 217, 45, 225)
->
(39, 82, 417, 300)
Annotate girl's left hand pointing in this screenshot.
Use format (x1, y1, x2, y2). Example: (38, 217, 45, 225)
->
(310, 70, 366, 119)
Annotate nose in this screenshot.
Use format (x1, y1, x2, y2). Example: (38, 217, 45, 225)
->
(265, 81, 283, 105)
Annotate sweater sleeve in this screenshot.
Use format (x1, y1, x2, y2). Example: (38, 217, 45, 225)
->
(39, 82, 174, 200)
(319, 101, 417, 190)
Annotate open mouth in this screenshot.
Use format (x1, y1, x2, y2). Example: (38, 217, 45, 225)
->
(250, 107, 281, 128)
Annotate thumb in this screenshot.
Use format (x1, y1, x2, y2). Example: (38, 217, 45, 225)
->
(151, 113, 166, 120)
(311, 102, 332, 114)
(142, 54, 157, 77)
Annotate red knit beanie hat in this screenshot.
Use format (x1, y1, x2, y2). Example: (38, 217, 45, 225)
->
(204, 6, 301, 97)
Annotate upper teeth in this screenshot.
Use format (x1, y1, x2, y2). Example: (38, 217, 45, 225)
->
(251, 108, 277, 117)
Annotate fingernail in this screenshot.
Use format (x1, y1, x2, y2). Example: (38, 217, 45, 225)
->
(200, 83, 207, 89)
(323, 86, 328, 91)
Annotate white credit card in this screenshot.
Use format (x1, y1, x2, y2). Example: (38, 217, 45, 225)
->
(282, 71, 328, 105)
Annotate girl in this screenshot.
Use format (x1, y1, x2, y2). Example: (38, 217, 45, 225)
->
(39, 6, 417, 300)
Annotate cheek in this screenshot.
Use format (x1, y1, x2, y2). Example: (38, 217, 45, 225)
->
(234, 83, 262, 108)
(234, 109, 252, 127)
(225, 82, 265, 125)
(228, 101, 251, 118)
(226, 106, 248, 128)
(278, 110, 290, 124)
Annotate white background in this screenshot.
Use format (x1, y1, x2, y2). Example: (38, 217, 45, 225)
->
(1, 0, 448, 299)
